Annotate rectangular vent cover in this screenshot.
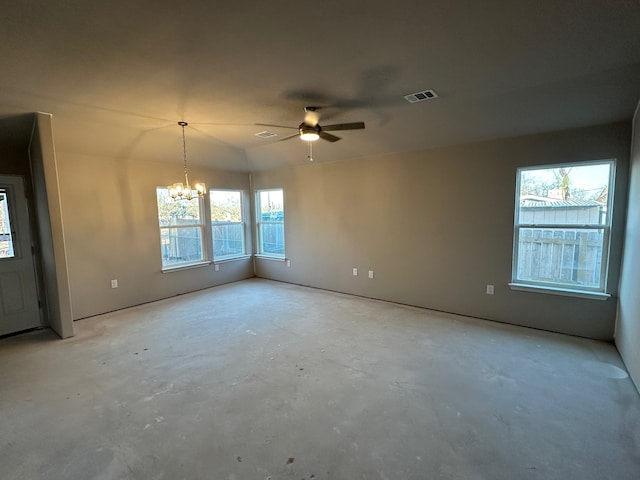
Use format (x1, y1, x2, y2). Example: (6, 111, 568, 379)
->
(404, 89, 438, 103)
(255, 131, 278, 138)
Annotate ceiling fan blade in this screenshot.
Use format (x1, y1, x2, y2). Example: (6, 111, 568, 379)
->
(277, 132, 300, 142)
(321, 121, 365, 131)
(255, 123, 297, 130)
(318, 131, 341, 142)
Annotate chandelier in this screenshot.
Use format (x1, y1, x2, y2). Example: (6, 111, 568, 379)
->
(168, 121, 206, 200)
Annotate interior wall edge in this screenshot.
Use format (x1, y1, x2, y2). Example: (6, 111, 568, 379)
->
(30, 112, 74, 338)
(615, 99, 640, 395)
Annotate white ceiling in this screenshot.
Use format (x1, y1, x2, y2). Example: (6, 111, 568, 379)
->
(1, 0, 639, 172)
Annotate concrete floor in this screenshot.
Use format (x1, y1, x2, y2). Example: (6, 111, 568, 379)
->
(1, 278, 639, 480)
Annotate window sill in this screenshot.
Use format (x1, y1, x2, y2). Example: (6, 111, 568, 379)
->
(162, 260, 211, 273)
(214, 255, 252, 264)
(254, 254, 286, 262)
(508, 283, 610, 301)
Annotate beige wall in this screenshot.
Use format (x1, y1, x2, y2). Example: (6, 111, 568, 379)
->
(616, 103, 640, 392)
(253, 122, 630, 340)
(3, 114, 636, 347)
(51, 120, 633, 340)
(57, 153, 253, 319)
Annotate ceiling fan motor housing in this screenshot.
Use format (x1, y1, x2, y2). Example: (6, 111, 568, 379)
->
(298, 123, 321, 141)
(299, 123, 321, 135)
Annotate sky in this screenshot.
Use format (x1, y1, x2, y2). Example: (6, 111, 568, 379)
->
(521, 162, 611, 193)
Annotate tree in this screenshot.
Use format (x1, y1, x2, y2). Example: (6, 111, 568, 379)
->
(521, 167, 608, 204)
(520, 172, 555, 197)
(595, 185, 608, 204)
(210, 191, 242, 222)
(553, 168, 572, 200)
(156, 189, 200, 226)
(211, 202, 241, 222)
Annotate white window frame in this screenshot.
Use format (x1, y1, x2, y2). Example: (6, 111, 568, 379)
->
(156, 187, 209, 271)
(509, 160, 615, 299)
(210, 189, 247, 261)
(255, 188, 285, 259)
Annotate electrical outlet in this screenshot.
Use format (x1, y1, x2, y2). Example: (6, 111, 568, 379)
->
(111, 279, 118, 289)
(214, 264, 220, 272)
(486, 284, 494, 295)
(368, 270, 374, 279)
(353, 268, 358, 276)
(286, 259, 291, 267)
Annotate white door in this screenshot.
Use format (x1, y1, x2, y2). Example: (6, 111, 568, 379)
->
(0, 176, 41, 336)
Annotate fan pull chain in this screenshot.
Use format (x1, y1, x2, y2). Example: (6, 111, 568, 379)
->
(307, 142, 313, 162)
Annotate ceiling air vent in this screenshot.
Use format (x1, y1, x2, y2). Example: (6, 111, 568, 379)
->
(255, 130, 278, 139)
(403, 89, 438, 104)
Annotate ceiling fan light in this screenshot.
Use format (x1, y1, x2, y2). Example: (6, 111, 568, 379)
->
(298, 122, 320, 142)
(300, 131, 319, 141)
(299, 124, 320, 142)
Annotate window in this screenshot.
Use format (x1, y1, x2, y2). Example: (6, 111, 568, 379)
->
(511, 160, 615, 296)
(210, 190, 245, 260)
(256, 188, 285, 257)
(0, 189, 15, 258)
(156, 187, 206, 268)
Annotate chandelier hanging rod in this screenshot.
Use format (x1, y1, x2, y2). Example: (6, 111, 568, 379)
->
(168, 121, 206, 200)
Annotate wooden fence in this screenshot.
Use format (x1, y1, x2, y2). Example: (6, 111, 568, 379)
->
(516, 228, 603, 287)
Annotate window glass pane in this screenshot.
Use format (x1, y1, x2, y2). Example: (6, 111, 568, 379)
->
(259, 190, 284, 221)
(213, 223, 244, 259)
(157, 188, 201, 227)
(210, 190, 245, 259)
(516, 227, 605, 288)
(257, 189, 285, 257)
(518, 164, 610, 225)
(160, 227, 203, 266)
(260, 223, 285, 255)
(0, 191, 15, 258)
(156, 187, 204, 268)
(211, 190, 242, 222)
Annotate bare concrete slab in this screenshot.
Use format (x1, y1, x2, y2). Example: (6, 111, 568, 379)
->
(1, 279, 639, 479)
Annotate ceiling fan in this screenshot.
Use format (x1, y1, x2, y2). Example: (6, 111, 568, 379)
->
(257, 107, 365, 143)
